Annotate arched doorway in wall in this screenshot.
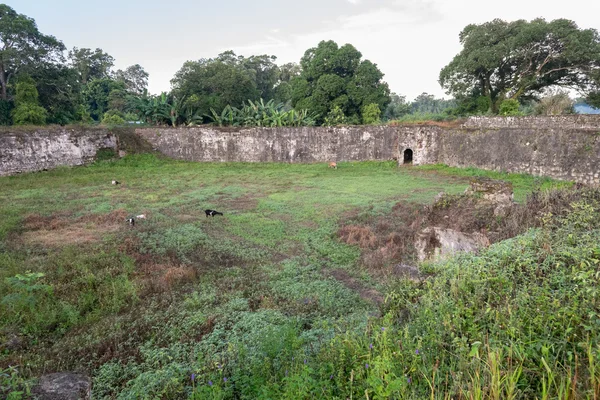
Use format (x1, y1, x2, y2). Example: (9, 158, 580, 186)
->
(403, 148, 413, 164)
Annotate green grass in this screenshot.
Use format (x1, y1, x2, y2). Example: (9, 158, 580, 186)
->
(0, 154, 575, 398)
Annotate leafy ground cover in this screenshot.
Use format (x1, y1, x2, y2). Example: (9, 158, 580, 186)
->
(0, 155, 585, 399)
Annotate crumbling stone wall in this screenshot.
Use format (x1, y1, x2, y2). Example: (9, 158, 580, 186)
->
(135, 126, 399, 163)
(0, 127, 117, 176)
(1, 116, 600, 184)
(433, 120, 600, 184)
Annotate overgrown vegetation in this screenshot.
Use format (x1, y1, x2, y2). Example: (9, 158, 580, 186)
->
(0, 155, 590, 398)
(207, 99, 316, 127)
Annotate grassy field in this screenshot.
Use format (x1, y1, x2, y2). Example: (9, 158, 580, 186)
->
(0, 155, 585, 399)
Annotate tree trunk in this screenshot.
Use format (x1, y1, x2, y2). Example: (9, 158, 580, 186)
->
(0, 64, 7, 101)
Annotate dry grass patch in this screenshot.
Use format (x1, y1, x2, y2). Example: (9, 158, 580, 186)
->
(338, 225, 377, 249)
(21, 209, 128, 247)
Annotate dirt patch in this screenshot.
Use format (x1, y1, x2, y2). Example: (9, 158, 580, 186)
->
(338, 226, 377, 249)
(136, 262, 198, 295)
(328, 269, 384, 305)
(21, 209, 128, 247)
(223, 193, 260, 212)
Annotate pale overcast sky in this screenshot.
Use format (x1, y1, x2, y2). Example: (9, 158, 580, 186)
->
(6, 0, 600, 100)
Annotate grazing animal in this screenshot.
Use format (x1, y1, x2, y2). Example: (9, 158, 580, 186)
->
(205, 209, 223, 217)
(112, 180, 121, 185)
(328, 162, 337, 169)
(126, 217, 135, 226)
(136, 214, 146, 219)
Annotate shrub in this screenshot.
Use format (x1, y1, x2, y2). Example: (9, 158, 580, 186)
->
(534, 91, 575, 115)
(101, 110, 126, 125)
(11, 76, 48, 125)
(499, 98, 521, 116)
(361, 103, 381, 124)
(324, 105, 346, 126)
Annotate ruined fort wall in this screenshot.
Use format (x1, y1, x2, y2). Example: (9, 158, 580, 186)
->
(1, 116, 600, 184)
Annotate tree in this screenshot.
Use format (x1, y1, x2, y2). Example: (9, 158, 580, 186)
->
(274, 62, 301, 105)
(11, 76, 47, 125)
(171, 52, 260, 122)
(383, 93, 411, 120)
(440, 18, 600, 114)
(27, 63, 81, 124)
(116, 64, 149, 95)
(240, 54, 279, 101)
(362, 103, 381, 124)
(411, 93, 456, 114)
(81, 78, 125, 121)
(290, 40, 390, 124)
(0, 4, 65, 100)
(69, 47, 114, 84)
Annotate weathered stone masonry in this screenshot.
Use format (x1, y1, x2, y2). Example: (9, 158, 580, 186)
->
(1, 116, 600, 184)
(0, 128, 117, 176)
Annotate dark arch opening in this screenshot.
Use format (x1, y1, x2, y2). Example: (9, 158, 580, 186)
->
(403, 148, 413, 164)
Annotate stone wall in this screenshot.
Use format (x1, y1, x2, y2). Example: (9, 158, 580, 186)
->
(0, 127, 117, 176)
(135, 126, 398, 163)
(2, 116, 600, 184)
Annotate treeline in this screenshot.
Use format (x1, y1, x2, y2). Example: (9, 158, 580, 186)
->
(1, 4, 600, 127)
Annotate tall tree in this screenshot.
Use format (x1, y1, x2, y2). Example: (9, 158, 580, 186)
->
(411, 93, 456, 114)
(170, 52, 260, 121)
(0, 4, 65, 100)
(69, 47, 114, 84)
(27, 63, 81, 124)
(115, 64, 149, 95)
(290, 40, 390, 124)
(273, 62, 301, 105)
(81, 78, 125, 121)
(440, 18, 600, 113)
(383, 93, 412, 120)
(240, 54, 279, 101)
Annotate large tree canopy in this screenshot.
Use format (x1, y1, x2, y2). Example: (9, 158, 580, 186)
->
(68, 47, 114, 85)
(0, 4, 65, 100)
(440, 18, 600, 113)
(170, 51, 280, 121)
(290, 40, 390, 124)
(115, 64, 149, 95)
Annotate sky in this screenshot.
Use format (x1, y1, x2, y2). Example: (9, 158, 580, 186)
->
(7, 0, 600, 101)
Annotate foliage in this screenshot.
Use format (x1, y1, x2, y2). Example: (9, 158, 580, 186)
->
(290, 40, 391, 125)
(82, 78, 126, 121)
(440, 18, 600, 113)
(207, 99, 316, 127)
(115, 64, 149, 95)
(273, 62, 301, 105)
(27, 63, 81, 124)
(411, 92, 456, 114)
(361, 103, 381, 124)
(447, 94, 491, 116)
(0, 98, 12, 125)
(383, 93, 412, 120)
(11, 76, 47, 125)
(498, 98, 522, 116)
(323, 105, 347, 126)
(587, 91, 600, 109)
(101, 110, 126, 125)
(534, 91, 575, 115)
(68, 47, 114, 84)
(171, 51, 276, 123)
(0, 4, 65, 100)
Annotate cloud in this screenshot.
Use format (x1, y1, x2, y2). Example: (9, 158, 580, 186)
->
(347, 0, 361, 4)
